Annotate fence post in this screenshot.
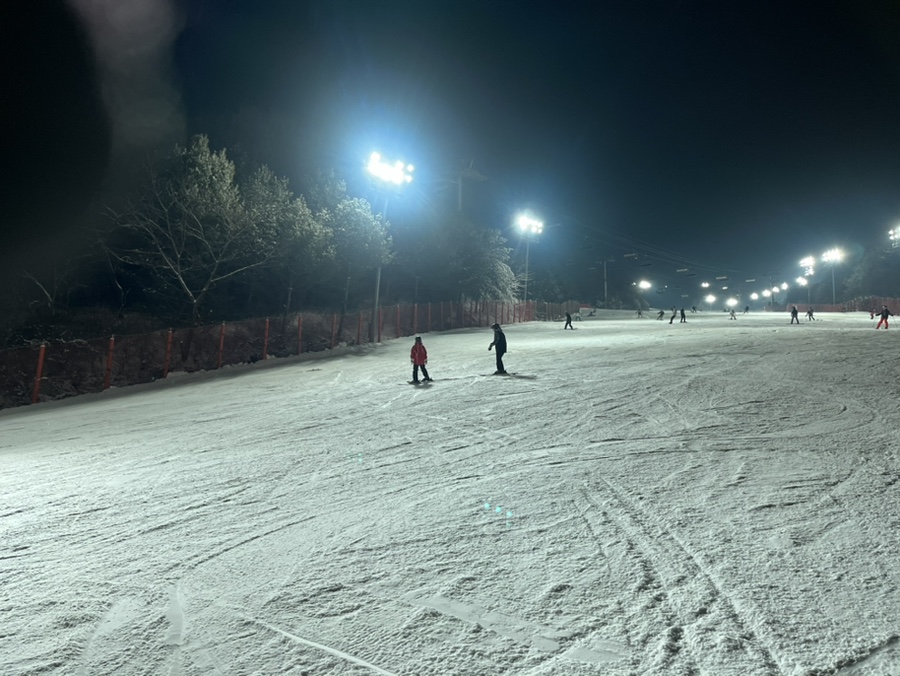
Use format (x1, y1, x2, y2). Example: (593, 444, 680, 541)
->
(413, 303, 418, 335)
(103, 335, 115, 390)
(163, 329, 173, 378)
(32, 343, 47, 404)
(217, 322, 226, 368)
(297, 315, 303, 354)
(427, 303, 432, 333)
(330, 313, 337, 349)
(263, 318, 270, 360)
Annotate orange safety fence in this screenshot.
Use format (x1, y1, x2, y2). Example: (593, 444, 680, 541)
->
(1, 300, 535, 411)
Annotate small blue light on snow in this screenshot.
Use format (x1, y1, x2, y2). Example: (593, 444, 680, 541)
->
(484, 502, 491, 510)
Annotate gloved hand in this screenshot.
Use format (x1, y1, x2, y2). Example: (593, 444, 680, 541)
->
(488, 344, 493, 351)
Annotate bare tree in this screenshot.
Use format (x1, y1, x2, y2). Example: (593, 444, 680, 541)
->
(105, 136, 283, 323)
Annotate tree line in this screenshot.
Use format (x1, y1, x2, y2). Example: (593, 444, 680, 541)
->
(2, 136, 519, 348)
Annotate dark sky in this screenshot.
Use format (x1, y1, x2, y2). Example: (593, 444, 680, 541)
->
(6, 0, 900, 288)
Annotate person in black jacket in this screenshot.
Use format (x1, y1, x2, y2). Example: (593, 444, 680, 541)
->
(790, 306, 800, 324)
(876, 305, 894, 329)
(488, 323, 507, 374)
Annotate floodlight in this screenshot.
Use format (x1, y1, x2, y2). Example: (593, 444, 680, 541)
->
(367, 151, 414, 185)
(516, 214, 544, 235)
(822, 248, 843, 263)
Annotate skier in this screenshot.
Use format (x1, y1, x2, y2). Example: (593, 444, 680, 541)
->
(564, 312, 574, 329)
(729, 309, 737, 320)
(790, 306, 800, 324)
(806, 307, 816, 321)
(488, 323, 508, 374)
(876, 305, 893, 329)
(744, 305, 750, 314)
(679, 308, 687, 323)
(656, 309, 665, 320)
(410, 336, 433, 383)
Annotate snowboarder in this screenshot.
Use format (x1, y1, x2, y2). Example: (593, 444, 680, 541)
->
(876, 305, 893, 329)
(790, 306, 800, 324)
(729, 309, 737, 320)
(410, 336, 433, 383)
(488, 323, 507, 374)
(636, 308, 644, 318)
(679, 308, 687, 323)
(564, 312, 574, 329)
(806, 307, 816, 321)
(744, 305, 750, 314)
(656, 309, 665, 320)
(668, 308, 677, 324)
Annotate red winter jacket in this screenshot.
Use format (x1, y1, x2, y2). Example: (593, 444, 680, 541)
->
(410, 342, 428, 365)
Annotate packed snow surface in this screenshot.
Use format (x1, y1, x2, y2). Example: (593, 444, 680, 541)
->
(2, 310, 899, 675)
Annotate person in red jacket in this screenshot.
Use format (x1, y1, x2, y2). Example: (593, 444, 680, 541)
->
(876, 305, 894, 329)
(410, 336, 433, 383)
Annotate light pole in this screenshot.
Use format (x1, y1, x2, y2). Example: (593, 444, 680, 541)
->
(796, 276, 810, 304)
(516, 214, 543, 308)
(799, 256, 815, 304)
(821, 248, 843, 306)
(890, 226, 900, 249)
(637, 279, 651, 310)
(366, 152, 414, 341)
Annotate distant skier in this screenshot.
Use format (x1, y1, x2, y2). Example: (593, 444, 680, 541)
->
(806, 307, 816, 321)
(876, 305, 893, 329)
(668, 308, 677, 324)
(488, 323, 508, 374)
(744, 305, 750, 314)
(790, 306, 800, 324)
(636, 308, 644, 318)
(656, 309, 665, 320)
(729, 309, 737, 320)
(564, 312, 574, 329)
(679, 308, 687, 323)
(409, 336, 433, 383)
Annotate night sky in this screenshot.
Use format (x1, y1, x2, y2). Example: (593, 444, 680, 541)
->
(6, 0, 900, 290)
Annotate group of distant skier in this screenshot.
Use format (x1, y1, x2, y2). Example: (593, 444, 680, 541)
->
(409, 303, 895, 383)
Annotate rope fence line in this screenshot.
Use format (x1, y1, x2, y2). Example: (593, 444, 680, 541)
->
(2, 300, 580, 411)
